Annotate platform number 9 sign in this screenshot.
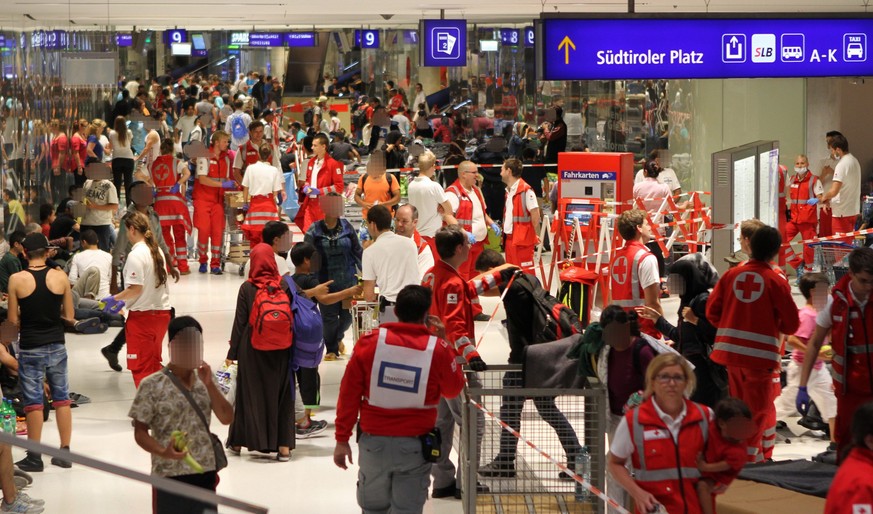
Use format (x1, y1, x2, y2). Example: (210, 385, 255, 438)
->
(362, 30, 379, 49)
(525, 27, 534, 48)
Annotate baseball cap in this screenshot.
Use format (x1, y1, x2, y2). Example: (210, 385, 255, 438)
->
(22, 233, 58, 252)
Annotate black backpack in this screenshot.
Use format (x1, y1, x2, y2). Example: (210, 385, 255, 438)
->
(303, 108, 314, 127)
(515, 275, 583, 344)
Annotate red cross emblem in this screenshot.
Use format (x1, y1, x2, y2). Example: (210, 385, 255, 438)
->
(733, 271, 764, 303)
(153, 163, 171, 183)
(612, 256, 629, 285)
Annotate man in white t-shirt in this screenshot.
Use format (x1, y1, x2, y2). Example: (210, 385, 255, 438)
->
(81, 177, 120, 252)
(821, 133, 861, 244)
(175, 104, 197, 146)
(407, 151, 458, 257)
(362, 205, 421, 323)
(68, 229, 113, 300)
(394, 204, 435, 279)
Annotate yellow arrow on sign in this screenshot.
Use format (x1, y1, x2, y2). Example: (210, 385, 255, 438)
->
(558, 35, 576, 65)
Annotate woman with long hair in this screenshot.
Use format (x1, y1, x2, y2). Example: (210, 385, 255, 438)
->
(226, 243, 294, 461)
(85, 119, 106, 166)
(109, 115, 135, 203)
(103, 211, 171, 387)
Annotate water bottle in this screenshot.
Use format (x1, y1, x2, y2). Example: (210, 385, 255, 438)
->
(1, 399, 14, 434)
(574, 446, 591, 501)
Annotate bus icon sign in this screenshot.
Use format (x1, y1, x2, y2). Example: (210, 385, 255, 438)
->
(781, 33, 804, 62)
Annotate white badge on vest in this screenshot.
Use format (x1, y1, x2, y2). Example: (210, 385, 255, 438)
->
(368, 328, 437, 409)
(643, 429, 671, 441)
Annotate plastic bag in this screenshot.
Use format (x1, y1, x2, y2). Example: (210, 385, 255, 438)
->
(214, 362, 238, 405)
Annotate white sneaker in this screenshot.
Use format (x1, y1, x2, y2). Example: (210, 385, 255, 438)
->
(16, 493, 44, 507)
(1, 495, 44, 513)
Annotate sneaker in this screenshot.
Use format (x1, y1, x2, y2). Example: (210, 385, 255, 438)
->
(1, 495, 44, 513)
(338, 341, 347, 355)
(431, 485, 459, 499)
(74, 317, 105, 334)
(14, 454, 42, 473)
(323, 353, 338, 361)
(659, 284, 670, 299)
(474, 313, 491, 322)
(277, 451, 291, 462)
(199, 263, 208, 274)
(478, 459, 516, 478)
(13, 467, 33, 486)
(101, 346, 122, 372)
(224, 441, 241, 456)
(211, 267, 223, 275)
(12, 476, 27, 491)
(50, 447, 72, 469)
(15, 494, 44, 507)
(296, 419, 328, 438)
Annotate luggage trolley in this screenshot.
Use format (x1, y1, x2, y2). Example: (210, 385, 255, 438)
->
(351, 300, 379, 342)
(810, 241, 854, 285)
(223, 191, 250, 276)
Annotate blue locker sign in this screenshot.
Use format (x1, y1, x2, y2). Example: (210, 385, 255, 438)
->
(541, 16, 873, 80)
(421, 19, 467, 67)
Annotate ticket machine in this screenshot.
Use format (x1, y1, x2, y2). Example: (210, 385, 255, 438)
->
(554, 152, 636, 266)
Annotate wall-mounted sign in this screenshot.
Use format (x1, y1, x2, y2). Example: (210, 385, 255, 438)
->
(286, 32, 316, 47)
(421, 19, 467, 67)
(541, 16, 873, 80)
(524, 26, 535, 48)
(500, 29, 520, 46)
(249, 33, 283, 47)
(355, 29, 380, 49)
(230, 32, 249, 45)
(116, 34, 134, 47)
(163, 29, 188, 45)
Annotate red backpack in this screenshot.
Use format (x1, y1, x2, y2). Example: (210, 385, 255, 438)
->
(248, 283, 293, 351)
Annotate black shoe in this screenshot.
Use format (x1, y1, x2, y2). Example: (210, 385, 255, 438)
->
(474, 313, 491, 322)
(51, 446, 72, 468)
(101, 345, 122, 372)
(74, 317, 105, 334)
(478, 459, 516, 478)
(15, 454, 43, 473)
(431, 485, 459, 499)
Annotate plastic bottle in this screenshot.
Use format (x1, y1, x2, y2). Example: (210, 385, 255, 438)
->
(1, 399, 15, 434)
(574, 446, 591, 501)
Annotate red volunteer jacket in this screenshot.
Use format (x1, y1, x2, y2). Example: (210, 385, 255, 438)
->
(423, 261, 482, 363)
(824, 447, 873, 514)
(828, 274, 873, 397)
(238, 140, 260, 172)
(609, 240, 660, 337)
(152, 155, 191, 230)
(707, 260, 799, 369)
(193, 151, 232, 204)
(627, 398, 711, 514)
(334, 323, 464, 444)
(787, 172, 821, 225)
(446, 180, 487, 234)
(507, 179, 537, 246)
(294, 154, 345, 231)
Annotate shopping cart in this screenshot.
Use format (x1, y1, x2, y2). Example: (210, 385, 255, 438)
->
(223, 191, 249, 276)
(810, 241, 854, 285)
(351, 300, 379, 342)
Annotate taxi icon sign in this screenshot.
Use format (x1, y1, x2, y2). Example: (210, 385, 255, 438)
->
(844, 33, 867, 62)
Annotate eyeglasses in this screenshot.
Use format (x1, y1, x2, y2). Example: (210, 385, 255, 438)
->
(655, 374, 687, 384)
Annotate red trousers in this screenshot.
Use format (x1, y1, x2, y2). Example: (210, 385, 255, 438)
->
(819, 208, 832, 237)
(194, 199, 225, 268)
(505, 233, 535, 275)
(784, 221, 817, 268)
(126, 310, 172, 387)
(762, 371, 781, 460)
(161, 223, 189, 270)
(836, 392, 873, 458)
(832, 215, 857, 244)
(728, 366, 777, 463)
(244, 229, 263, 248)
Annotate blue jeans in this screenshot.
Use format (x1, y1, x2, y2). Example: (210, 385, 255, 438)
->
(18, 343, 70, 412)
(320, 301, 351, 355)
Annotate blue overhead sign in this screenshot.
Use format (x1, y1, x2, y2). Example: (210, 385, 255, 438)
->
(249, 33, 283, 47)
(500, 29, 520, 46)
(164, 29, 188, 45)
(116, 33, 133, 47)
(524, 26, 535, 48)
(541, 17, 873, 80)
(355, 29, 380, 49)
(421, 19, 466, 67)
(286, 32, 316, 47)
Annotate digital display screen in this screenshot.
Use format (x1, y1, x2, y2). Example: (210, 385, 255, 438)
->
(171, 42, 192, 56)
(116, 34, 133, 47)
(249, 33, 284, 47)
(564, 203, 596, 227)
(191, 33, 206, 50)
(286, 32, 316, 47)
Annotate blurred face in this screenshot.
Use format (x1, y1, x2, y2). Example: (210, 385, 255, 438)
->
(652, 364, 687, 401)
(394, 207, 416, 238)
(131, 184, 155, 207)
(168, 328, 204, 370)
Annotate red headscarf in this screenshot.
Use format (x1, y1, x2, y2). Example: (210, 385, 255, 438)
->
(247, 243, 280, 289)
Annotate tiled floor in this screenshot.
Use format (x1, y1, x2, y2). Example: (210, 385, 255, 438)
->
(11, 265, 827, 513)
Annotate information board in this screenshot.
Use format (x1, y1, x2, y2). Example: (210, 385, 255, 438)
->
(249, 33, 283, 47)
(541, 16, 873, 80)
(116, 34, 133, 47)
(286, 32, 316, 47)
(420, 19, 466, 67)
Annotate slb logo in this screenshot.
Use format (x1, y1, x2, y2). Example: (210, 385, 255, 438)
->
(752, 34, 776, 63)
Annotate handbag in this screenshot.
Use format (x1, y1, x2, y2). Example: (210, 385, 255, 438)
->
(162, 368, 228, 472)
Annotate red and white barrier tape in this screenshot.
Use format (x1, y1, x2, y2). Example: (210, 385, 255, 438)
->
(468, 397, 629, 514)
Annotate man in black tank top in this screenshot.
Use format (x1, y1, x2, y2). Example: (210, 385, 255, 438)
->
(7, 233, 75, 472)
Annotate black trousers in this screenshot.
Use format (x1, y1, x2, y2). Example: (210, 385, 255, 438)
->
(153, 471, 217, 514)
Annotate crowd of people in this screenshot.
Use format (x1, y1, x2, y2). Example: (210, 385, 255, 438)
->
(0, 67, 870, 514)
